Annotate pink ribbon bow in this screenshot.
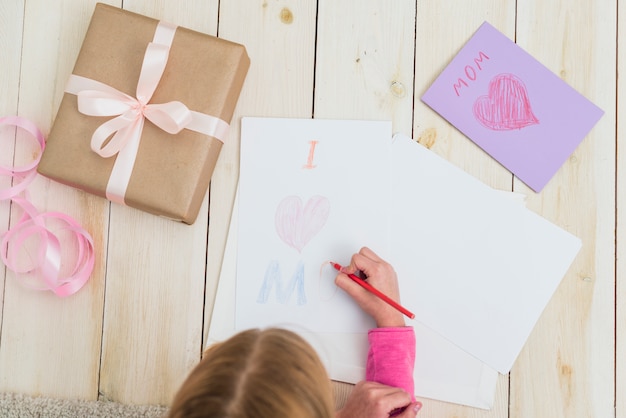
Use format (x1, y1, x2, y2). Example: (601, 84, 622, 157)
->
(65, 21, 229, 205)
(0, 116, 95, 297)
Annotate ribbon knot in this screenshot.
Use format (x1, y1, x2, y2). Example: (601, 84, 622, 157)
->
(65, 21, 229, 205)
(76, 84, 193, 158)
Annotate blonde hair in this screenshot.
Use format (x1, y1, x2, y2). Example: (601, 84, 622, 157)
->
(169, 328, 335, 418)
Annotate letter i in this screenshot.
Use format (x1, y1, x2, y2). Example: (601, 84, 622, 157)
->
(303, 140, 318, 169)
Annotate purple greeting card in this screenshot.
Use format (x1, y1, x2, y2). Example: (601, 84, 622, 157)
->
(421, 22, 603, 192)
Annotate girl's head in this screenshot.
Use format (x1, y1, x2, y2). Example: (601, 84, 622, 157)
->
(168, 328, 335, 418)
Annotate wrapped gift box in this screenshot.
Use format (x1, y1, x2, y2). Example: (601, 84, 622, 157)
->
(38, 3, 249, 224)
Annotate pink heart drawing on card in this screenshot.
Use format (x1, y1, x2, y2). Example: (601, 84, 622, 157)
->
(275, 195, 330, 253)
(473, 73, 539, 130)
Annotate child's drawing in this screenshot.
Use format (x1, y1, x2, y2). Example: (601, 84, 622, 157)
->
(236, 117, 392, 333)
(473, 73, 539, 131)
(422, 22, 604, 192)
(275, 195, 330, 253)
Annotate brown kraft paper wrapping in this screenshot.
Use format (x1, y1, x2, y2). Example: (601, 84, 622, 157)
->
(38, 3, 249, 224)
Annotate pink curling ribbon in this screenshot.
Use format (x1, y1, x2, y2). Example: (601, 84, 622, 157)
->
(0, 116, 95, 297)
(64, 21, 230, 205)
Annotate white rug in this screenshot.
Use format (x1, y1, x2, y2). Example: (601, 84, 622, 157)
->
(0, 393, 168, 418)
(0, 381, 352, 417)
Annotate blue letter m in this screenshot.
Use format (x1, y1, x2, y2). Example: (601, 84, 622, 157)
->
(256, 260, 306, 305)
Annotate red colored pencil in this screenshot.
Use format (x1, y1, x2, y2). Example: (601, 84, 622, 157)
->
(330, 262, 415, 319)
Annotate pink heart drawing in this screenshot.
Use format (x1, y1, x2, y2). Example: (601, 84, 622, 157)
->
(275, 195, 330, 253)
(473, 73, 539, 131)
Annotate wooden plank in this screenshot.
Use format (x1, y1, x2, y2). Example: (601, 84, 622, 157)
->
(616, 1, 625, 417)
(511, 1, 616, 418)
(315, 0, 415, 126)
(0, 0, 24, 325)
(97, 0, 219, 406)
(412, 1, 515, 417)
(203, 0, 318, 341)
(0, 0, 111, 399)
(0, 1, 22, 111)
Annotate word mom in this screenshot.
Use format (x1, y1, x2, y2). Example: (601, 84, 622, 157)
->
(453, 51, 490, 96)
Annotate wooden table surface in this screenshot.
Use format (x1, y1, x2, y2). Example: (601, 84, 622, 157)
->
(0, 1, 621, 417)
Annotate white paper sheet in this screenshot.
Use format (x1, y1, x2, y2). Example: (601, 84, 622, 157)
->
(388, 134, 582, 373)
(236, 118, 392, 333)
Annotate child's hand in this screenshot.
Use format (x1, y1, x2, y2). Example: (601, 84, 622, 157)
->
(334, 247, 405, 327)
(336, 381, 421, 418)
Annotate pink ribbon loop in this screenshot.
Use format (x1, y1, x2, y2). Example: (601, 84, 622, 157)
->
(0, 116, 45, 201)
(65, 21, 230, 204)
(0, 116, 95, 297)
(143, 101, 193, 134)
(90, 108, 145, 158)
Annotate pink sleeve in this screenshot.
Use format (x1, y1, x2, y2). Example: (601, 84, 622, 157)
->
(366, 327, 415, 398)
